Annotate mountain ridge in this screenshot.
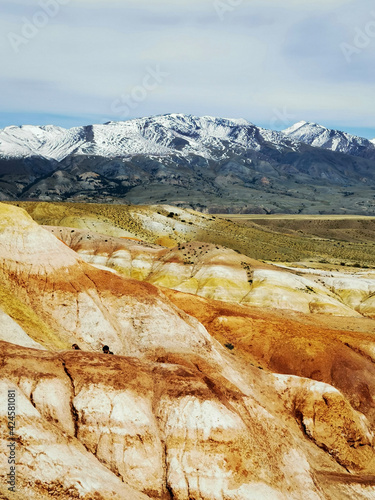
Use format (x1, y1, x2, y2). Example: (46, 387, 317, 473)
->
(1, 114, 375, 214)
(2, 114, 374, 162)
(0, 114, 295, 162)
(283, 120, 375, 160)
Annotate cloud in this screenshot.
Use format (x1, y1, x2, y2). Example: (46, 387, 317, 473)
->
(0, 0, 374, 136)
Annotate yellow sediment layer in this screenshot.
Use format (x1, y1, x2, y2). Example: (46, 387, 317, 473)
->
(149, 274, 188, 289)
(0, 281, 68, 350)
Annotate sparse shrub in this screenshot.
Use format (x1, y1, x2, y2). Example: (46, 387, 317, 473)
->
(225, 343, 235, 350)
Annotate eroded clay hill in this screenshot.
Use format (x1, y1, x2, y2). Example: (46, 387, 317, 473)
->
(0, 204, 216, 356)
(1, 203, 375, 499)
(45, 225, 375, 318)
(8, 201, 375, 268)
(2, 342, 375, 500)
(163, 289, 375, 425)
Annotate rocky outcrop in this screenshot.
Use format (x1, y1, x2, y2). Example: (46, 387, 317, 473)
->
(1, 342, 375, 499)
(1, 203, 375, 499)
(274, 375, 374, 471)
(163, 289, 375, 427)
(0, 379, 149, 500)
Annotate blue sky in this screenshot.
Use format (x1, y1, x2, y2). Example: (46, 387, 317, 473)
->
(1, 0, 375, 138)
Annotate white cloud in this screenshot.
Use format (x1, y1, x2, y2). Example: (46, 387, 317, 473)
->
(0, 0, 374, 134)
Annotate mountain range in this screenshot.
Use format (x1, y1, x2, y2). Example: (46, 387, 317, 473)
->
(1, 114, 375, 214)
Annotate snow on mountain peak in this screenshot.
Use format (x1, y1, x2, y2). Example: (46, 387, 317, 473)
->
(283, 121, 326, 136)
(283, 121, 375, 158)
(0, 113, 374, 164)
(0, 124, 86, 161)
(283, 120, 309, 133)
(0, 114, 260, 163)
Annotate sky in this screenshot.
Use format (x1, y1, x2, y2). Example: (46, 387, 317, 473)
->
(1, 0, 375, 138)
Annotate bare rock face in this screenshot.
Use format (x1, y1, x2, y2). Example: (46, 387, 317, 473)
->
(2, 342, 375, 500)
(0, 348, 149, 500)
(274, 376, 374, 471)
(164, 289, 375, 427)
(1, 203, 375, 499)
(0, 308, 46, 350)
(0, 205, 214, 360)
(243, 269, 361, 316)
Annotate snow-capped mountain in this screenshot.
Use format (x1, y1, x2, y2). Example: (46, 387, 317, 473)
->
(283, 121, 375, 160)
(1, 114, 375, 214)
(2, 114, 374, 165)
(0, 114, 300, 163)
(0, 124, 89, 161)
